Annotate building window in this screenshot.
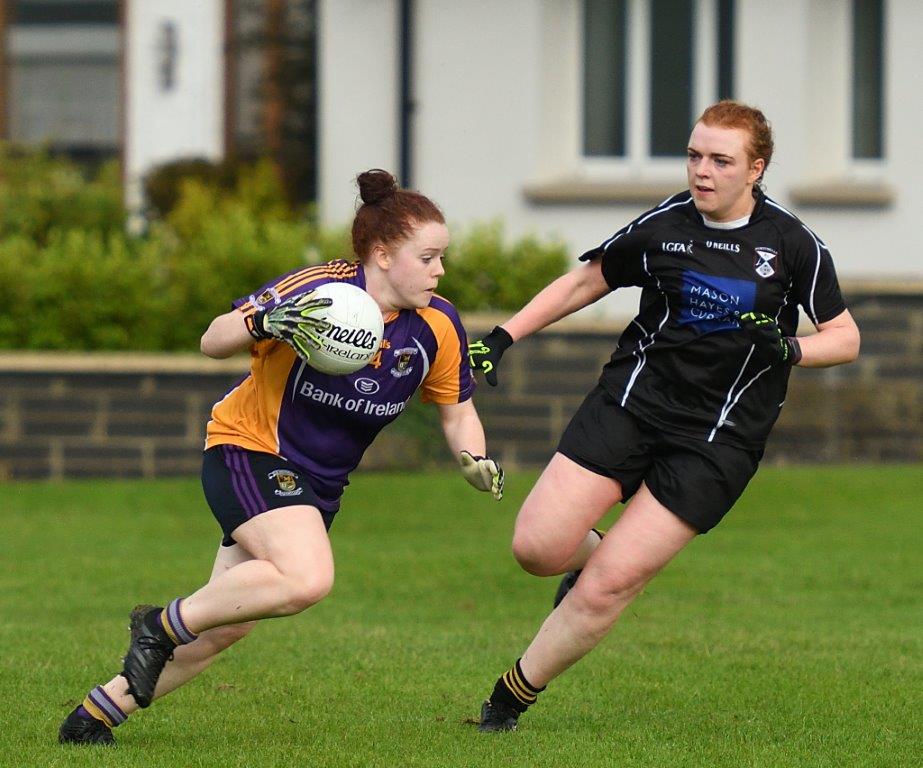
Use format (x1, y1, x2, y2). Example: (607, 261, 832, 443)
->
(851, 0, 884, 159)
(716, 0, 734, 99)
(583, 0, 627, 157)
(6, 0, 121, 161)
(581, 0, 734, 161)
(226, 0, 318, 203)
(649, 0, 694, 157)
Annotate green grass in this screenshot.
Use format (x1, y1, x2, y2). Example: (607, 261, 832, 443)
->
(1, 466, 920, 767)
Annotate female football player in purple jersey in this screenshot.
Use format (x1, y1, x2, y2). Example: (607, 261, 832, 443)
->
(469, 101, 861, 731)
(59, 170, 504, 745)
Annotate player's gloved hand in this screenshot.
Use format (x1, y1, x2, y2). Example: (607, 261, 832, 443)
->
(459, 450, 504, 501)
(246, 291, 333, 361)
(739, 312, 802, 366)
(468, 326, 514, 386)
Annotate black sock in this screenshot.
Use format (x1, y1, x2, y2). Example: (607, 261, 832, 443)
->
(489, 659, 545, 713)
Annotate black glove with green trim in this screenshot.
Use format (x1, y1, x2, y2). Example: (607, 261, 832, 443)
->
(468, 326, 514, 386)
(739, 311, 802, 366)
(246, 291, 333, 361)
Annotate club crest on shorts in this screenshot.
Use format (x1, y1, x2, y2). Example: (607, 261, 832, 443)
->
(390, 347, 418, 378)
(268, 469, 303, 496)
(754, 248, 778, 278)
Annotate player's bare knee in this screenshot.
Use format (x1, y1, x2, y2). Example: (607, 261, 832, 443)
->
(571, 570, 647, 614)
(511, 532, 562, 576)
(280, 570, 334, 614)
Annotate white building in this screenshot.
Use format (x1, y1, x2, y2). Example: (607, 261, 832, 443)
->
(3, 0, 918, 317)
(319, 0, 920, 315)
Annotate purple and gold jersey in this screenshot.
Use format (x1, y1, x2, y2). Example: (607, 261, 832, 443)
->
(205, 259, 473, 510)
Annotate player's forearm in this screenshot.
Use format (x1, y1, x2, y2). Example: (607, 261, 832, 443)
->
(200, 310, 255, 359)
(439, 401, 487, 456)
(503, 261, 610, 342)
(795, 312, 860, 368)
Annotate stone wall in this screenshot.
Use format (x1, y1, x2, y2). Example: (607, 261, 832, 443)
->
(0, 290, 920, 480)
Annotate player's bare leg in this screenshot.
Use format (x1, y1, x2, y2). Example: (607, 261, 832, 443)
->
(479, 479, 696, 731)
(61, 506, 335, 742)
(180, 505, 335, 631)
(97, 542, 258, 715)
(511, 453, 622, 576)
(61, 541, 260, 742)
(518, 483, 697, 685)
(120, 504, 333, 709)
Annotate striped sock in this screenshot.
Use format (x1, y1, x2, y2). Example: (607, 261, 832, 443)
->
(157, 598, 198, 645)
(80, 685, 128, 728)
(490, 659, 545, 713)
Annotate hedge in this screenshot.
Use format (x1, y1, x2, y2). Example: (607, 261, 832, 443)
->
(0, 148, 568, 351)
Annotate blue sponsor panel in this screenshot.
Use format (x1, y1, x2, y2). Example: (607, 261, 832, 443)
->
(679, 270, 756, 333)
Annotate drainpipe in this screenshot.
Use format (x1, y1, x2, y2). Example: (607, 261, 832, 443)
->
(398, 0, 414, 188)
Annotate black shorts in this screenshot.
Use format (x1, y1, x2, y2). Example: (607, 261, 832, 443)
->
(201, 445, 338, 546)
(557, 386, 762, 533)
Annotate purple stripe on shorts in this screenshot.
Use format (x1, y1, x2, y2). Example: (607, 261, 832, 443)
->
(88, 685, 126, 725)
(222, 446, 262, 517)
(167, 598, 197, 644)
(237, 450, 267, 517)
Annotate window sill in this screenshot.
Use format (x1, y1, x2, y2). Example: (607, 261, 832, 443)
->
(787, 180, 895, 208)
(523, 178, 683, 206)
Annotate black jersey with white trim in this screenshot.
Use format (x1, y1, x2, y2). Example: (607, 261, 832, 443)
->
(581, 189, 847, 450)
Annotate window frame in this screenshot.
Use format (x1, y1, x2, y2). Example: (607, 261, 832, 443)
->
(578, 0, 729, 179)
(849, 0, 886, 166)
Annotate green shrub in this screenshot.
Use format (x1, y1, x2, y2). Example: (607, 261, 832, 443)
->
(439, 221, 568, 310)
(0, 146, 125, 243)
(143, 157, 239, 219)
(0, 146, 569, 351)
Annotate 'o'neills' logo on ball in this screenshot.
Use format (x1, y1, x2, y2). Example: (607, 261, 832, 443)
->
(322, 323, 378, 350)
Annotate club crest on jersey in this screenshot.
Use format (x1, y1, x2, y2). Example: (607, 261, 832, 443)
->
(254, 288, 280, 306)
(754, 248, 778, 278)
(268, 469, 303, 496)
(390, 347, 418, 378)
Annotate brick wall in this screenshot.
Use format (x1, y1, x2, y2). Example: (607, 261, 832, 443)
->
(0, 290, 920, 480)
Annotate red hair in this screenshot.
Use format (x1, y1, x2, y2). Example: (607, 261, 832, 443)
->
(351, 169, 445, 261)
(697, 100, 774, 180)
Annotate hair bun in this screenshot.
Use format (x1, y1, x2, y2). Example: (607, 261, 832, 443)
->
(357, 169, 398, 205)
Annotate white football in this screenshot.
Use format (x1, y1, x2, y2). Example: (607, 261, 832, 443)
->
(307, 282, 384, 375)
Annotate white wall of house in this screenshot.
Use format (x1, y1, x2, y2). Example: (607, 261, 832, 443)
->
(318, 0, 401, 216)
(124, 0, 224, 215)
(318, 0, 922, 318)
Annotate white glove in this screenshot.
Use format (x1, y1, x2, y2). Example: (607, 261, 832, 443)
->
(459, 450, 504, 501)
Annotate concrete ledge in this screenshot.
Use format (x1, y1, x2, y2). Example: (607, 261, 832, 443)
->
(788, 180, 895, 208)
(0, 351, 250, 374)
(523, 178, 682, 206)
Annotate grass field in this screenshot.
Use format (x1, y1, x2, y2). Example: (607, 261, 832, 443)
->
(1, 466, 920, 767)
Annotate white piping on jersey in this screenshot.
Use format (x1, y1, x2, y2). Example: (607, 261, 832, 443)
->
(708, 293, 790, 442)
(288, 358, 311, 448)
(601, 197, 693, 251)
(709, 345, 755, 441)
(707, 353, 773, 442)
(620, 253, 670, 407)
(291, 359, 308, 404)
(411, 336, 431, 380)
(764, 198, 827, 324)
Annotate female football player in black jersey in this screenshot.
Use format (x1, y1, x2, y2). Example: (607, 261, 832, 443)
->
(468, 100, 860, 731)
